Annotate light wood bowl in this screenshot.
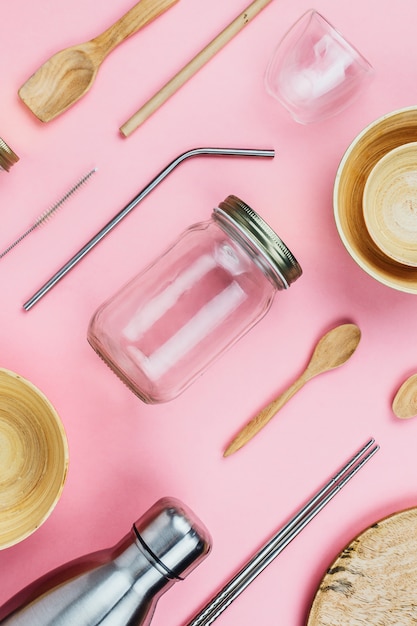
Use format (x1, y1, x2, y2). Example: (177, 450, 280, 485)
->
(307, 507, 417, 625)
(334, 106, 417, 293)
(0, 369, 68, 549)
(363, 142, 417, 267)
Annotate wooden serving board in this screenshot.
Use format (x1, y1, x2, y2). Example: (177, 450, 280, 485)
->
(307, 507, 417, 625)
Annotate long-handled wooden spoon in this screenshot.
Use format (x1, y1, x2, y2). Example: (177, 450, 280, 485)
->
(18, 0, 179, 122)
(224, 323, 361, 457)
(392, 373, 417, 419)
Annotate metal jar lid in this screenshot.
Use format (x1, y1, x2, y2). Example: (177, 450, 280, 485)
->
(133, 497, 211, 580)
(214, 195, 302, 290)
(0, 137, 19, 172)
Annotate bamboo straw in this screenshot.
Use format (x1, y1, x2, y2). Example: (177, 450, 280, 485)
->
(120, 0, 275, 137)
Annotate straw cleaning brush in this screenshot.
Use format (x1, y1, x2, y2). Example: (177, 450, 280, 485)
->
(0, 168, 97, 259)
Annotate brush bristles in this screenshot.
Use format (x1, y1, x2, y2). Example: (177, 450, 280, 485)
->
(0, 167, 97, 259)
(34, 168, 97, 227)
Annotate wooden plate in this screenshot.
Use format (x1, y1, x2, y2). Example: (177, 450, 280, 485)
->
(0, 368, 68, 549)
(307, 507, 417, 625)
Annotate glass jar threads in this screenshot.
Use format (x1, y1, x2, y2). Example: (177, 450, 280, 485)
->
(0, 137, 19, 172)
(87, 195, 302, 403)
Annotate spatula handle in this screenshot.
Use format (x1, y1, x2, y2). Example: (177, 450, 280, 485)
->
(94, 0, 179, 58)
(120, 0, 274, 137)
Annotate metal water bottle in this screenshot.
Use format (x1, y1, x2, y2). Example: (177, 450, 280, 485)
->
(0, 498, 211, 626)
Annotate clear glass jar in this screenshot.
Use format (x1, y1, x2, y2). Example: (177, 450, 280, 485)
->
(87, 195, 302, 403)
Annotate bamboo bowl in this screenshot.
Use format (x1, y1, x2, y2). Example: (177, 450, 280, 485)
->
(334, 106, 417, 293)
(0, 369, 68, 549)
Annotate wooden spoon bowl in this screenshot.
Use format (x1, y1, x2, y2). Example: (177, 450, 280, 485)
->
(0, 369, 68, 549)
(18, 0, 179, 122)
(224, 323, 361, 456)
(392, 372, 417, 419)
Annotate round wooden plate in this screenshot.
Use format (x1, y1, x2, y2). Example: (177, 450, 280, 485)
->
(0, 368, 68, 549)
(307, 507, 417, 625)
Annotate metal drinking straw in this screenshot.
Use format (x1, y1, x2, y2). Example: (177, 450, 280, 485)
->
(185, 438, 379, 626)
(23, 147, 274, 311)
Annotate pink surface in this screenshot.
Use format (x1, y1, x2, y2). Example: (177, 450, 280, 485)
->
(1, 0, 417, 623)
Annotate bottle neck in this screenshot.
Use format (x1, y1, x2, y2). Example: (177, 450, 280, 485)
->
(114, 529, 177, 592)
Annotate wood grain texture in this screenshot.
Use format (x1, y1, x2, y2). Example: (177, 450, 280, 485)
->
(392, 372, 417, 418)
(223, 324, 361, 456)
(307, 508, 417, 625)
(120, 0, 274, 136)
(0, 369, 68, 549)
(18, 0, 179, 122)
(334, 106, 417, 293)
(363, 142, 417, 267)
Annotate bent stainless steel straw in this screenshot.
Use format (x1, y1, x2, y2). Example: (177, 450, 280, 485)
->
(185, 438, 379, 626)
(23, 147, 274, 311)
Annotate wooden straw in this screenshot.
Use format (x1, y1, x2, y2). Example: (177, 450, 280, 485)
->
(120, 0, 275, 137)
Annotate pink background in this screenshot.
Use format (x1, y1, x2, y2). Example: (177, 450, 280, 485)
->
(1, 0, 417, 624)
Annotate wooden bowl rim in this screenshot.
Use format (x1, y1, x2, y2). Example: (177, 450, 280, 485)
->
(0, 368, 68, 549)
(334, 106, 417, 293)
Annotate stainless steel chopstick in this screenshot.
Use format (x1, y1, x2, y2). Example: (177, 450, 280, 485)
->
(185, 438, 379, 626)
(23, 147, 274, 311)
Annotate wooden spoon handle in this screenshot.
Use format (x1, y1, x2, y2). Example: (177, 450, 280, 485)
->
(93, 0, 179, 58)
(120, 0, 274, 136)
(224, 374, 308, 457)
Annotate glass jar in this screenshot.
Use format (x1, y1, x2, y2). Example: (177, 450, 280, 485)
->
(87, 195, 302, 403)
(0, 137, 19, 172)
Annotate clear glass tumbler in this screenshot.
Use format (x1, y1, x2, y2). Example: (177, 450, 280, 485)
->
(87, 195, 302, 403)
(264, 9, 374, 124)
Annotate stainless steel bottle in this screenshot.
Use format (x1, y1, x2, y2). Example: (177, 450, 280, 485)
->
(0, 498, 211, 626)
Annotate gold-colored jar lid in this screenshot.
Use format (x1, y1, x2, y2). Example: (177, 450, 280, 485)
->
(0, 137, 19, 172)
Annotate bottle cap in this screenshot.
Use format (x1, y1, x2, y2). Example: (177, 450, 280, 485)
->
(134, 497, 211, 580)
(0, 137, 19, 172)
(214, 195, 302, 290)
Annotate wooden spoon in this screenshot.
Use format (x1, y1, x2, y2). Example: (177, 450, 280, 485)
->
(224, 323, 361, 457)
(392, 373, 417, 419)
(18, 0, 179, 122)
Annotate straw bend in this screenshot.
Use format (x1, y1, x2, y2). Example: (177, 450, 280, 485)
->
(23, 147, 274, 310)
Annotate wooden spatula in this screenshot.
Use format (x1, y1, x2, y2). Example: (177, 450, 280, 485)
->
(18, 0, 179, 122)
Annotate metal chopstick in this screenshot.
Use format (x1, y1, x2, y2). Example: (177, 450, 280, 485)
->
(185, 438, 379, 626)
(23, 147, 274, 311)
